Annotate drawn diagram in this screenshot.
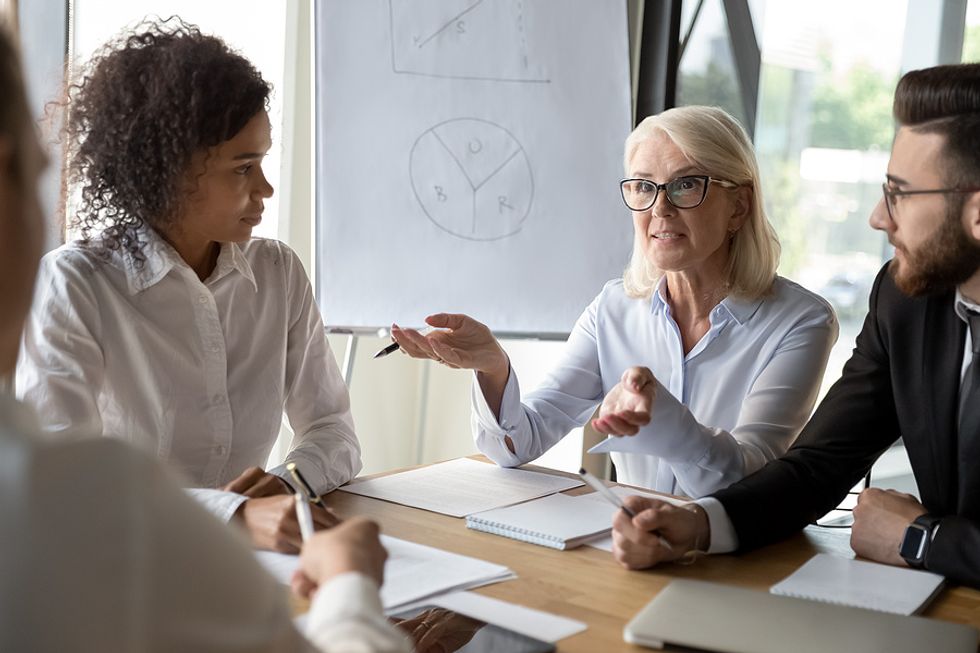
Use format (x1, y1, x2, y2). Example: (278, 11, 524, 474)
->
(410, 118, 533, 242)
(388, 0, 549, 83)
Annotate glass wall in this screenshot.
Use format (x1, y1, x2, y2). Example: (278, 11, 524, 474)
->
(674, 0, 978, 500)
(678, 0, 906, 396)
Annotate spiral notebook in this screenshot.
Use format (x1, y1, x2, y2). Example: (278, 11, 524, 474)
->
(770, 553, 945, 615)
(465, 492, 614, 550)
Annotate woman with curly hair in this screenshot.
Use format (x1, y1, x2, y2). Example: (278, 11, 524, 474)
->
(16, 19, 361, 553)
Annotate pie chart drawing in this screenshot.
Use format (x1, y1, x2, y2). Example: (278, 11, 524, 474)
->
(410, 118, 534, 242)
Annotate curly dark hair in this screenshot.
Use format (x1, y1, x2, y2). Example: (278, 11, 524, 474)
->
(65, 17, 271, 263)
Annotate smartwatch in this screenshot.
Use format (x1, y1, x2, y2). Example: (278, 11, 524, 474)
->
(899, 514, 941, 569)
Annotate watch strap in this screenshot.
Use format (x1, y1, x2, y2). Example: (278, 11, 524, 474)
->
(902, 514, 941, 568)
(912, 513, 942, 534)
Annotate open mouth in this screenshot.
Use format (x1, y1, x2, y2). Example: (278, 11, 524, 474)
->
(650, 232, 684, 240)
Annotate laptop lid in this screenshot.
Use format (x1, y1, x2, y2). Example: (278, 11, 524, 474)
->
(624, 579, 977, 653)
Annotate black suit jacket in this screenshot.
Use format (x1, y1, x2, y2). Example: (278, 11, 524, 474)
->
(714, 261, 980, 587)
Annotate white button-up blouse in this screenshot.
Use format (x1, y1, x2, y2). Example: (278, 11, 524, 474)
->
(17, 231, 361, 517)
(473, 276, 838, 497)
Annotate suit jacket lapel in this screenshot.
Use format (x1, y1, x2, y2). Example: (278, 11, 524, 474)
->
(922, 292, 965, 513)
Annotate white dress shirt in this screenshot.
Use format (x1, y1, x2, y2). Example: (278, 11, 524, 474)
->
(473, 277, 838, 498)
(703, 287, 980, 555)
(0, 392, 411, 653)
(17, 231, 361, 519)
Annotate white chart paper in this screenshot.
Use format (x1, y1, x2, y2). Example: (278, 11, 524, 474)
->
(315, 0, 633, 334)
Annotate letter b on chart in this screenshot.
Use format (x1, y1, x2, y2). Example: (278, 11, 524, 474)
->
(410, 117, 534, 242)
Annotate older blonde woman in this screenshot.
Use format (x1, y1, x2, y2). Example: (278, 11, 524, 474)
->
(393, 106, 838, 498)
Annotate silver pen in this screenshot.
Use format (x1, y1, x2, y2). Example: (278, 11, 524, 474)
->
(294, 492, 315, 542)
(577, 467, 673, 551)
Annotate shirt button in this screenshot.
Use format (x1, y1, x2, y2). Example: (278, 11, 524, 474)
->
(212, 394, 223, 404)
(215, 445, 226, 455)
(198, 294, 208, 304)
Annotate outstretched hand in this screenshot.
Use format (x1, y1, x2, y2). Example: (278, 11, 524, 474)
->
(390, 313, 509, 377)
(593, 366, 657, 436)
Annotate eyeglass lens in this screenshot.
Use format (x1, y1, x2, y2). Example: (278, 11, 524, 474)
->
(882, 184, 896, 219)
(622, 176, 708, 211)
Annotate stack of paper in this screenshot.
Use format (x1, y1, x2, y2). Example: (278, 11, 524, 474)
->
(338, 458, 583, 517)
(255, 535, 515, 611)
(414, 590, 588, 643)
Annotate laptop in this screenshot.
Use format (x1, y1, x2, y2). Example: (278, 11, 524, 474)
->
(624, 579, 978, 653)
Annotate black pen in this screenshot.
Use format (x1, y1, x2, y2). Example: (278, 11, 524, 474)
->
(286, 462, 326, 509)
(373, 326, 433, 358)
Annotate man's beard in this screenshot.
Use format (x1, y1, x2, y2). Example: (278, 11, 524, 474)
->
(891, 198, 980, 296)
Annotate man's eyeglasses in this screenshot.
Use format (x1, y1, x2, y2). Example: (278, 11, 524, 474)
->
(881, 183, 980, 221)
(620, 175, 738, 212)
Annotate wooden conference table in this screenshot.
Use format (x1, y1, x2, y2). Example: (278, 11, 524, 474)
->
(316, 456, 980, 652)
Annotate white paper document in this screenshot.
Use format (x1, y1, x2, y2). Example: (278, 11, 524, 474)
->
(424, 590, 587, 643)
(581, 486, 690, 552)
(770, 553, 945, 615)
(338, 458, 583, 517)
(255, 535, 515, 611)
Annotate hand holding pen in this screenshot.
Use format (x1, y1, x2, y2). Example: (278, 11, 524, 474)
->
(577, 468, 673, 553)
(377, 314, 509, 377)
(287, 462, 341, 544)
(608, 490, 711, 570)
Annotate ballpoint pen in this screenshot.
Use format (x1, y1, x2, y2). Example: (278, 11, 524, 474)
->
(577, 467, 673, 551)
(373, 326, 434, 358)
(286, 462, 327, 510)
(294, 492, 315, 542)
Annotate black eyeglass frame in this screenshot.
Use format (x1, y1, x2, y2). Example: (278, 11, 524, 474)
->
(619, 175, 739, 212)
(881, 183, 980, 221)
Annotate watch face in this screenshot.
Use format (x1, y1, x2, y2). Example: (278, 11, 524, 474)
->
(900, 525, 928, 562)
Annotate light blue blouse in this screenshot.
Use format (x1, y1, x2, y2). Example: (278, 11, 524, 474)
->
(472, 276, 839, 497)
